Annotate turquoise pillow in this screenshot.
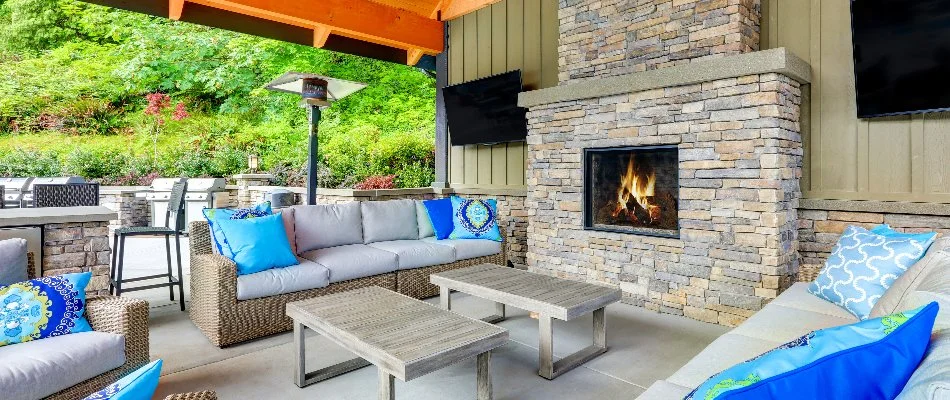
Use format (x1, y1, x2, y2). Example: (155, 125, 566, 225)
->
(686, 302, 938, 400)
(423, 198, 455, 240)
(0, 272, 92, 347)
(83, 359, 163, 400)
(808, 225, 936, 319)
(449, 197, 503, 242)
(216, 213, 298, 275)
(202, 202, 272, 258)
(870, 224, 938, 242)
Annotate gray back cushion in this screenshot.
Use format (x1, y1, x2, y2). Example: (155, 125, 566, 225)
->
(416, 200, 435, 239)
(361, 199, 418, 243)
(0, 238, 28, 286)
(292, 203, 363, 252)
(871, 238, 950, 318)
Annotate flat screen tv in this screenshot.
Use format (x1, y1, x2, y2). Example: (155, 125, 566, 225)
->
(444, 70, 527, 146)
(852, 0, 950, 118)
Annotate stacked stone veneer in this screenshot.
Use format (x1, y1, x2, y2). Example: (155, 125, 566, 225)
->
(559, 0, 761, 83)
(525, 73, 802, 325)
(100, 191, 150, 231)
(43, 222, 111, 295)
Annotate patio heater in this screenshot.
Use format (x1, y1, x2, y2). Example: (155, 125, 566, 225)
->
(264, 72, 367, 205)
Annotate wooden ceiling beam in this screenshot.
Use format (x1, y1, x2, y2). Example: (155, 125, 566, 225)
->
(440, 0, 501, 21)
(186, 0, 444, 54)
(313, 25, 331, 48)
(169, 0, 185, 20)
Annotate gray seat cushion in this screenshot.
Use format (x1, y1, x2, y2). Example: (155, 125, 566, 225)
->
(368, 240, 456, 270)
(770, 282, 857, 320)
(416, 200, 435, 239)
(236, 257, 331, 300)
(361, 200, 418, 243)
(293, 203, 363, 252)
(666, 332, 782, 389)
(729, 303, 856, 343)
(422, 237, 502, 260)
(896, 329, 950, 400)
(637, 380, 694, 400)
(300, 244, 398, 283)
(0, 238, 28, 286)
(0, 331, 126, 400)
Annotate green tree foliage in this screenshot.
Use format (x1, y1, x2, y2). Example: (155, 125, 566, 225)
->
(0, 0, 436, 188)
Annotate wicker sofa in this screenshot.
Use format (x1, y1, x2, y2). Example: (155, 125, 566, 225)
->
(190, 199, 508, 347)
(637, 238, 950, 399)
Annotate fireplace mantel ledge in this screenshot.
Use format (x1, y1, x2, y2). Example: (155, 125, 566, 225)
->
(518, 47, 811, 108)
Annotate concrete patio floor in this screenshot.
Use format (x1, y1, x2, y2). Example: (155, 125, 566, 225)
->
(119, 237, 727, 399)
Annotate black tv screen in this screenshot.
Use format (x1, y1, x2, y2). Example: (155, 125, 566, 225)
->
(444, 70, 527, 146)
(852, 0, 950, 118)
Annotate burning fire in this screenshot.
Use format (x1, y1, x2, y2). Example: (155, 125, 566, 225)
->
(611, 156, 661, 224)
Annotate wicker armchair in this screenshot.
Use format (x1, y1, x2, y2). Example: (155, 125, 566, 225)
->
(189, 220, 507, 347)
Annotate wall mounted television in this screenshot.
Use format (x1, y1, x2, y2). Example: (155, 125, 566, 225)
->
(444, 70, 528, 146)
(852, 0, 950, 118)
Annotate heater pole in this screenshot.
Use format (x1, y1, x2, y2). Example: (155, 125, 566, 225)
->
(307, 104, 321, 205)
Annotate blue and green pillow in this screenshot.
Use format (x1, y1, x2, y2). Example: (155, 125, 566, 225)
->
(215, 213, 298, 276)
(202, 202, 272, 258)
(686, 302, 939, 400)
(449, 197, 502, 242)
(0, 272, 92, 347)
(808, 225, 936, 319)
(84, 359, 163, 400)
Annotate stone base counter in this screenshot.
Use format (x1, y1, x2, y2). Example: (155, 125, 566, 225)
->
(0, 206, 117, 294)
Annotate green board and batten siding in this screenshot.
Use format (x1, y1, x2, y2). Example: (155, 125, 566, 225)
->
(446, 0, 559, 188)
(762, 0, 950, 203)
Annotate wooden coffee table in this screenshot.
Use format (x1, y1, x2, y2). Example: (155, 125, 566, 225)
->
(286, 286, 508, 400)
(431, 264, 622, 379)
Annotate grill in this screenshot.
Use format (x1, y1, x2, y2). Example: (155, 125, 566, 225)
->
(0, 178, 33, 208)
(146, 178, 228, 230)
(19, 177, 86, 208)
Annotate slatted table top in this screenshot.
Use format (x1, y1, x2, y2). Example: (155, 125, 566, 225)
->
(286, 286, 509, 382)
(431, 264, 623, 321)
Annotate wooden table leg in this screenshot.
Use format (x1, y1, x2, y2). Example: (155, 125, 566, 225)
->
(538, 308, 609, 380)
(440, 285, 451, 310)
(379, 370, 395, 400)
(294, 321, 306, 388)
(539, 315, 554, 379)
(477, 351, 492, 400)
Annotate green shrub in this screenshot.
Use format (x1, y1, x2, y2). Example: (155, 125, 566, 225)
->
(0, 149, 63, 177)
(63, 147, 127, 179)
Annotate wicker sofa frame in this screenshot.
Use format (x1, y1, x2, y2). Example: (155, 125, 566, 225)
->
(189, 221, 508, 347)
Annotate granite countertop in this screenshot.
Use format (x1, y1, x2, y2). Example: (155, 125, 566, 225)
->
(0, 206, 117, 227)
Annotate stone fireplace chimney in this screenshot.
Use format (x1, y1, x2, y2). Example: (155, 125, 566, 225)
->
(519, 0, 810, 326)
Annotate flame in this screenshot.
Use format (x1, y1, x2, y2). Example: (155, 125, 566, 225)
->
(611, 156, 661, 224)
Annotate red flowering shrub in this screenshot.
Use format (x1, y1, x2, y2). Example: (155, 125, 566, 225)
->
(353, 175, 396, 190)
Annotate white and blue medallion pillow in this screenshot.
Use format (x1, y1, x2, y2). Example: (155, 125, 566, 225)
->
(685, 302, 938, 400)
(449, 197, 503, 242)
(84, 359, 163, 400)
(0, 272, 92, 347)
(808, 225, 936, 319)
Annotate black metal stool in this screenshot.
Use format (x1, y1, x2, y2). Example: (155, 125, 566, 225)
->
(111, 180, 188, 311)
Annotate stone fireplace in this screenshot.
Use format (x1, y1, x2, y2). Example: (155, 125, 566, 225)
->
(518, 0, 811, 326)
(584, 145, 679, 238)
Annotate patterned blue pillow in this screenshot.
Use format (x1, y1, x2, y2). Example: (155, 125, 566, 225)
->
(870, 224, 938, 242)
(686, 302, 938, 400)
(202, 202, 272, 258)
(449, 197, 503, 242)
(808, 225, 936, 319)
(84, 359, 163, 400)
(0, 272, 92, 347)
(423, 198, 455, 240)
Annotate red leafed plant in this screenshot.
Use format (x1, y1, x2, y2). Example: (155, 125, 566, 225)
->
(354, 175, 396, 190)
(144, 93, 188, 160)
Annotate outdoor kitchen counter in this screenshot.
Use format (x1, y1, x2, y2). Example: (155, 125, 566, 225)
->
(0, 206, 117, 227)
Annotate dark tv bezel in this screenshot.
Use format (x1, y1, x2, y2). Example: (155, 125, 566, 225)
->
(850, 0, 950, 119)
(443, 70, 528, 146)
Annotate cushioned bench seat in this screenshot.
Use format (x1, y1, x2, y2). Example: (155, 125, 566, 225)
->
(0, 332, 126, 400)
(237, 257, 330, 301)
(421, 237, 502, 260)
(367, 240, 456, 270)
(299, 244, 399, 284)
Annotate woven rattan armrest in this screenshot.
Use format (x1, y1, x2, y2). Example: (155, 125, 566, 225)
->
(85, 296, 150, 366)
(164, 391, 218, 400)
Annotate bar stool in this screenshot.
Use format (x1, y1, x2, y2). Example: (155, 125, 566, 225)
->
(111, 181, 188, 311)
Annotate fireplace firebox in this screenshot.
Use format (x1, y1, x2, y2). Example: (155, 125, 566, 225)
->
(583, 145, 679, 238)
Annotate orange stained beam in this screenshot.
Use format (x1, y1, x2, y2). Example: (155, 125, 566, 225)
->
(186, 0, 444, 54)
(407, 48, 425, 65)
(440, 0, 502, 20)
(313, 25, 332, 48)
(169, 0, 185, 20)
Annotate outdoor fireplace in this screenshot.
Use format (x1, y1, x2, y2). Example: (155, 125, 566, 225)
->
(583, 145, 679, 238)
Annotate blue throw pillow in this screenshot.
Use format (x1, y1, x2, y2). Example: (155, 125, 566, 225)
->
(84, 359, 163, 400)
(202, 202, 272, 258)
(423, 198, 455, 240)
(449, 197, 503, 242)
(870, 224, 938, 242)
(0, 272, 92, 347)
(686, 302, 938, 400)
(808, 225, 936, 319)
(216, 213, 298, 275)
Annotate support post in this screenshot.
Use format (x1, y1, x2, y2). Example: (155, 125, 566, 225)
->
(432, 22, 449, 188)
(307, 105, 322, 205)
(477, 351, 493, 400)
